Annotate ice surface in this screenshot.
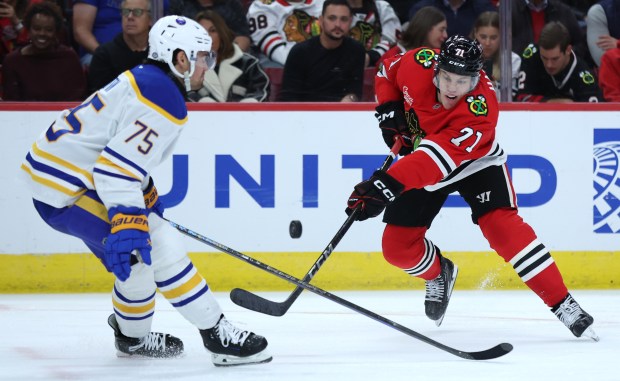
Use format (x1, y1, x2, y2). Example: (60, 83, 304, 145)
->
(0, 290, 617, 380)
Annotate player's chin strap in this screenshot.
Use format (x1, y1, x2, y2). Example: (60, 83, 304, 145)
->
(183, 71, 191, 92)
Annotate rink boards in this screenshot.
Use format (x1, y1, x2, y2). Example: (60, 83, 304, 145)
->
(0, 103, 618, 292)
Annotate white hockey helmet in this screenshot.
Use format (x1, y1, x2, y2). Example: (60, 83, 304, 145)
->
(148, 15, 215, 79)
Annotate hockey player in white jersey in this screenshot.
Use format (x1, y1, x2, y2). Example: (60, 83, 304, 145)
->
(247, 0, 325, 66)
(20, 15, 272, 366)
(348, 0, 400, 67)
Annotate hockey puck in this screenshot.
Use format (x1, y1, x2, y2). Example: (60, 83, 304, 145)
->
(289, 220, 302, 239)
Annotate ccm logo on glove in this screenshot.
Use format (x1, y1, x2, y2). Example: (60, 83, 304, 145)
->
(373, 179, 397, 201)
(376, 110, 395, 122)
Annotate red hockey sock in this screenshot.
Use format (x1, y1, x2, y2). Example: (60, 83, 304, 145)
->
(382, 225, 441, 280)
(478, 208, 568, 307)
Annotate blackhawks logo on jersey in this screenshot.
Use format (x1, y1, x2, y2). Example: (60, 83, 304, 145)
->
(522, 44, 537, 59)
(580, 71, 595, 85)
(414, 48, 436, 69)
(259, 0, 274, 4)
(466, 95, 488, 117)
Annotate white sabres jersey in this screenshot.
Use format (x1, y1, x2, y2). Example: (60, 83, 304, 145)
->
(247, 0, 324, 65)
(21, 64, 187, 211)
(350, 0, 400, 57)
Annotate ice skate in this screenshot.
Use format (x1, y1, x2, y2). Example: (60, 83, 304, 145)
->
(108, 314, 184, 358)
(552, 294, 599, 342)
(200, 314, 272, 367)
(424, 254, 458, 327)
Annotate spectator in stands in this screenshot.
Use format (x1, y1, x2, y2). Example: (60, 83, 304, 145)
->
(279, 0, 365, 101)
(409, 0, 496, 38)
(191, 10, 269, 102)
(471, 11, 521, 100)
(0, 0, 29, 64)
(512, 0, 588, 61)
(247, 0, 324, 67)
(181, 0, 251, 52)
(586, 0, 620, 67)
(377, 6, 446, 67)
(87, 0, 151, 93)
(72, 0, 178, 66)
(598, 47, 620, 101)
(2, 1, 86, 100)
(347, 0, 400, 67)
(516, 21, 603, 102)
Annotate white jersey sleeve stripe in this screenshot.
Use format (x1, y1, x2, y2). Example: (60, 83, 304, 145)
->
(417, 140, 457, 177)
(102, 146, 147, 176)
(126, 71, 188, 126)
(95, 156, 142, 182)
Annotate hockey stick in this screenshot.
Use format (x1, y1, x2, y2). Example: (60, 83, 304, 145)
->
(230, 139, 403, 316)
(167, 219, 513, 361)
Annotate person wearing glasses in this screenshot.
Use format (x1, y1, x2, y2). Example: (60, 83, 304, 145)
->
(87, 0, 152, 93)
(20, 15, 272, 366)
(72, 0, 179, 66)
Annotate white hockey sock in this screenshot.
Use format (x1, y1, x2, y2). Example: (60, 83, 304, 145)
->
(155, 256, 222, 329)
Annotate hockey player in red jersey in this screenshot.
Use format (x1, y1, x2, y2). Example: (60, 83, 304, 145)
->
(345, 35, 598, 340)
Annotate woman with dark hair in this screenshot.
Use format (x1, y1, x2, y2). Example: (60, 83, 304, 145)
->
(193, 10, 269, 102)
(376, 6, 447, 67)
(471, 11, 521, 99)
(2, 1, 86, 100)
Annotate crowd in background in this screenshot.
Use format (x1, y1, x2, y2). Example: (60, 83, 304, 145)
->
(0, 0, 618, 102)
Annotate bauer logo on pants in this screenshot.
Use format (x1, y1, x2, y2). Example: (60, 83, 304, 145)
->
(593, 129, 620, 233)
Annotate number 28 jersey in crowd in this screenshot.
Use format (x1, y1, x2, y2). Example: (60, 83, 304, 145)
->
(21, 64, 187, 211)
(376, 47, 507, 192)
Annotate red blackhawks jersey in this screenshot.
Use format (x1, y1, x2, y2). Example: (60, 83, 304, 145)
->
(376, 47, 507, 192)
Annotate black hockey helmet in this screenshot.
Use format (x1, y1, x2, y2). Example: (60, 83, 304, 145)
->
(435, 35, 483, 77)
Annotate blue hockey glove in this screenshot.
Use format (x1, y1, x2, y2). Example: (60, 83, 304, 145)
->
(143, 177, 165, 217)
(346, 170, 404, 221)
(375, 101, 413, 156)
(105, 206, 152, 281)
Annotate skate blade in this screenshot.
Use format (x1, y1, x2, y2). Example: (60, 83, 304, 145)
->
(212, 351, 273, 367)
(435, 264, 459, 327)
(582, 327, 600, 342)
(115, 350, 185, 359)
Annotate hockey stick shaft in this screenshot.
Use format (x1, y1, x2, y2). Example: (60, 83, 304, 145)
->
(230, 139, 403, 316)
(167, 219, 513, 361)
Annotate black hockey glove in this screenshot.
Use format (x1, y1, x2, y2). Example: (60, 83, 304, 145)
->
(346, 170, 404, 221)
(375, 101, 413, 156)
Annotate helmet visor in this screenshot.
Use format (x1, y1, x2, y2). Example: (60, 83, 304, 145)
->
(195, 51, 217, 70)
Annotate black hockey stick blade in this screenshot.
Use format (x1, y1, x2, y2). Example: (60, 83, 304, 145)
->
(230, 286, 303, 316)
(168, 219, 513, 361)
(229, 140, 402, 316)
(229, 210, 358, 316)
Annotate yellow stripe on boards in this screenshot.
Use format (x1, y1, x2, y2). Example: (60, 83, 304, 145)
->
(0, 252, 617, 293)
